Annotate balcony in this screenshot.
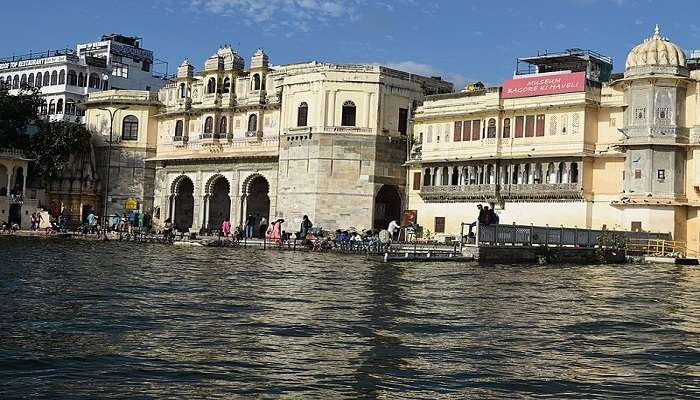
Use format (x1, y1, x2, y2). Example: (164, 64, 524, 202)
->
(419, 182, 582, 203)
(245, 130, 263, 139)
(420, 184, 498, 202)
(501, 183, 582, 200)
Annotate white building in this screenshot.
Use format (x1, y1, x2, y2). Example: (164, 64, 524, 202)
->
(0, 34, 168, 123)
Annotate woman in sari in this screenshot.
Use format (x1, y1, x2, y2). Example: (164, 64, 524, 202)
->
(269, 219, 283, 244)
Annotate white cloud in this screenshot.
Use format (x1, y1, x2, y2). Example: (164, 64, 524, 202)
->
(381, 60, 470, 89)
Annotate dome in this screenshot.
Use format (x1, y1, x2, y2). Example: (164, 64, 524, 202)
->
(625, 25, 686, 70)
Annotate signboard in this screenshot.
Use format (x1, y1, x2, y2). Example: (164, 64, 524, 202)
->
(125, 198, 138, 210)
(402, 209, 417, 226)
(502, 71, 586, 99)
(0, 55, 67, 71)
(111, 42, 153, 62)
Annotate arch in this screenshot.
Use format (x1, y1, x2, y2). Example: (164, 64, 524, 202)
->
(12, 75, 19, 89)
(570, 162, 579, 184)
(204, 116, 214, 134)
(121, 115, 139, 140)
(341, 100, 356, 127)
(56, 98, 64, 114)
(66, 99, 76, 115)
(547, 162, 556, 183)
(77, 72, 84, 87)
(205, 174, 231, 231)
(486, 164, 494, 184)
(451, 166, 459, 185)
(50, 71, 58, 85)
(252, 73, 261, 90)
(35, 72, 42, 87)
(373, 185, 402, 230)
(219, 116, 227, 134)
(0, 164, 8, 195)
(171, 175, 194, 231)
(441, 166, 449, 185)
(43, 72, 50, 86)
(67, 70, 77, 86)
(48, 99, 56, 115)
(206, 77, 216, 94)
(557, 162, 567, 184)
(247, 114, 257, 132)
(297, 101, 308, 127)
(58, 70, 65, 85)
(512, 164, 520, 184)
(423, 168, 432, 186)
(241, 174, 270, 230)
(88, 73, 100, 89)
(28, 73, 34, 87)
(174, 120, 184, 137)
(524, 164, 532, 184)
(502, 118, 511, 138)
(20, 74, 27, 86)
(4, 76, 10, 86)
(487, 118, 497, 138)
(179, 83, 187, 98)
(222, 77, 231, 93)
(534, 162, 543, 184)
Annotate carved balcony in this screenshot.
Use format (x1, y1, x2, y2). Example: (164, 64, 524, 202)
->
(420, 184, 498, 203)
(500, 183, 582, 200)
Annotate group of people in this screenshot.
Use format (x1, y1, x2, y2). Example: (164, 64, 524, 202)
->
(110, 211, 150, 234)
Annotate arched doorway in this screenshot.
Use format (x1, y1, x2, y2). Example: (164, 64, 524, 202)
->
(374, 185, 402, 230)
(9, 204, 21, 226)
(173, 176, 194, 231)
(207, 175, 230, 231)
(0, 164, 7, 195)
(241, 175, 270, 229)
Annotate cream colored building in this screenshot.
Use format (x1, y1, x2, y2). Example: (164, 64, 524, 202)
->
(84, 46, 452, 233)
(406, 26, 700, 253)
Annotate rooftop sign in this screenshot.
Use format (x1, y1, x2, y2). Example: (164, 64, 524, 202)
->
(0, 55, 68, 71)
(502, 71, 586, 99)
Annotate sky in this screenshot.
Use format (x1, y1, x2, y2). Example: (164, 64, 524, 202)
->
(1, 0, 699, 89)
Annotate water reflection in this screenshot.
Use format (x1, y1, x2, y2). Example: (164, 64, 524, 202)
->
(0, 237, 699, 398)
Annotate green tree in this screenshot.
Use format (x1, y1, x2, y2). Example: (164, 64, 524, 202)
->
(28, 121, 92, 180)
(0, 83, 42, 149)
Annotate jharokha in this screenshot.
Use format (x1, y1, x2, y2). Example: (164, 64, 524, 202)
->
(4, 26, 700, 252)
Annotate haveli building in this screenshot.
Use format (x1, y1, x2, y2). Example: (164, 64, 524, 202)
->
(406, 26, 700, 253)
(84, 47, 452, 233)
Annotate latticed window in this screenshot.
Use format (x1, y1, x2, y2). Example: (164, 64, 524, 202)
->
(572, 113, 580, 135)
(219, 117, 227, 134)
(549, 115, 557, 136)
(297, 102, 308, 127)
(122, 115, 139, 140)
(502, 118, 510, 138)
(487, 118, 497, 138)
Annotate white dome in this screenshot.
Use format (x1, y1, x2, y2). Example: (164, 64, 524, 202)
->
(625, 25, 686, 70)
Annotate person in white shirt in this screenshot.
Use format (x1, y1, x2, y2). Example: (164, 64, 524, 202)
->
(387, 219, 400, 241)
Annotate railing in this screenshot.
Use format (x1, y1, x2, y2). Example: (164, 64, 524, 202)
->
(420, 183, 582, 202)
(501, 183, 582, 199)
(627, 239, 700, 258)
(0, 148, 26, 158)
(245, 130, 262, 138)
(421, 184, 498, 201)
(472, 223, 671, 249)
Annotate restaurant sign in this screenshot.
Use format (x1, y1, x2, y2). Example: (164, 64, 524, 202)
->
(0, 55, 67, 71)
(502, 71, 586, 99)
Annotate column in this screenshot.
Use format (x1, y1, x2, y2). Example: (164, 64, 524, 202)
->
(328, 91, 336, 126)
(202, 195, 210, 230)
(22, 167, 27, 195)
(365, 92, 372, 129)
(448, 167, 454, 186)
(6, 168, 11, 197)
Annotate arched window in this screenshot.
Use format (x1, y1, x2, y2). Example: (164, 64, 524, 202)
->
(174, 120, 183, 137)
(557, 162, 567, 183)
(487, 118, 496, 138)
(570, 163, 579, 183)
(248, 114, 257, 132)
(66, 99, 76, 115)
(77, 72, 85, 87)
(502, 118, 511, 138)
(179, 83, 187, 98)
(204, 117, 214, 134)
(222, 77, 230, 93)
(56, 98, 64, 114)
(122, 115, 139, 140)
(441, 167, 449, 185)
(547, 162, 556, 183)
(423, 168, 432, 186)
(297, 102, 308, 127)
(512, 164, 520, 184)
(48, 99, 56, 115)
(58, 70, 65, 85)
(28, 73, 34, 87)
(207, 77, 216, 94)
(88, 73, 100, 89)
(5, 76, 11, 87)
(219, 117, 227, 134)
(341, 100, 356, 127)
(252, 74, 261, 90)
(35, 72, 42, 88)
(43, 72, 50, 86)
(12, 75, 19, 89)
(20, 74, 27, 86)
(67, 70, 77, 86)
(50, 71, 58, 85)
(40, 100, 47, 115)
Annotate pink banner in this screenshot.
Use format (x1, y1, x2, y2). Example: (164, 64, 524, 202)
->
(502, 71, 586, 99)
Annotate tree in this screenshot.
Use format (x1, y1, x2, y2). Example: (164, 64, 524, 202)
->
(28, 121, 92, 180)
(0, 83, 42, 149)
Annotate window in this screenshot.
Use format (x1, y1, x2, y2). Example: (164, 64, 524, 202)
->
(398, 108, 408, 135)
(252, 74, 261, 90)
(56, 98, 63, 114)
(222, 77, 231, 93)
(121, 115, 139, 140)
(525, 115, 535, 137)
(452, 121, 462, 142)
(28, 73, 34, 87)
(88, 73, 100, 89)
(219, 117, 227, 134)
(58, 70, 65, 85)
(297, 102, 308, 127)
(536, 114, 545, 137)
(471, 120, 480, 141)
(248, 114, 257, 132)
(427, 126, 432, 143)
(48, 100, 56, 115)
(65, 99, 76, 115)
(634, 107, 646, 120)
(487, 118, 496, 138)
(67, 70, 77, 86)
(77, 73, 85, 87)
(634, 169, 642, 179)
(502, 118, 510, 138)
(631, 221, 642, 232)
(142, 60, 151, 72)
(609, 117, 616, 127)
(434, 217, 445, 233)
(561, 114, 568, 134)
(462, 120, 471, 141)
(50, 71, 58, 85)
(204, 116, 214, 134)
(341, 100, 356, 127)
(20, 74, 26, 86)
(40, 101, 47, 115)
(174, 120, 183, 137)
(207, 77, 216, 94)
(423, 169, 432, 186)
(43, 72, 50, 86)
(549, 115, 557, 135)
(413, 172, 421, 190)
(179, 83, 187, 98)
(657, 169, 665, 180)
(515, 116, 524, 138)
(570, 163, 579, 183)
(112, 62, 128, 78)
(12, 75, 19, 89)
(35, 72, 42, 88)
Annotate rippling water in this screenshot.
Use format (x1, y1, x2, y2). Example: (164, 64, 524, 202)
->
(1, 237, 699, 399)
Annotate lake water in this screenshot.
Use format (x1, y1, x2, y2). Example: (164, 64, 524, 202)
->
(1, 237, 699, 399)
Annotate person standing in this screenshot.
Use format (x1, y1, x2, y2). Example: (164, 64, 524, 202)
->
(221, 217, 231, 238)
(245, 214, 256, 239)
(299, 215, 313, 242)
(269, 218, 283, 244)
(258, 216, 268, 239)
(388, 219, 400, 241)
